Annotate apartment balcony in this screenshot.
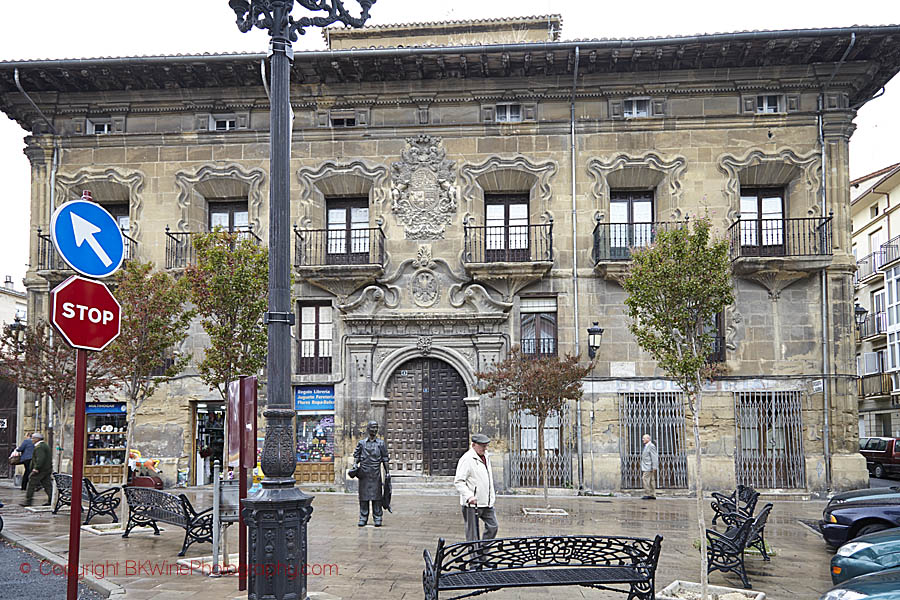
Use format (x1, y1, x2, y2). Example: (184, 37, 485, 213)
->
(293, 227, 385, 298)
(878, 234, 900, 272)
(859, 372, 892, 399)
(36, 227, 137, 282)
(859, 312, 888, 341)
(592, 221, 682, 281)
(164, 227, 262, 270)
(855, 251, 885, 286)
(727, 215, 833, 277)
(463, 223, 553, 297)
(520, 337, 557, 358)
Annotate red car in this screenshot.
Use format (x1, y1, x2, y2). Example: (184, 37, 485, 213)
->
(861, 437, 900, 479)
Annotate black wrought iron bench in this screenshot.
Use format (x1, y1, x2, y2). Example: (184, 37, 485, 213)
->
(121, 486, 213, 556)
(707, 502, 774, 589)
(51, 473, 121, 525)
(711, 484, 760, 525)
(423, 534, 663, 600)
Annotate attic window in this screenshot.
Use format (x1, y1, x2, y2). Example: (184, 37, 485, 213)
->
(213, 116, 237, 131)
(756, 95, 783, 114)
(496, 104, 522, 123)
(623, 99, 650, 118)
(87, 119, 112, 134)
(871, 204, 879, 219)
(330, 116, 357, 127)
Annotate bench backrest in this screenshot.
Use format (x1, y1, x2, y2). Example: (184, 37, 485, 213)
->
(123, 486, 187, 527)
(53, 473, 73, 491)
(737, 485, 760, 515)
(436, 535, 663, 577)
(748, 503, 773, 542)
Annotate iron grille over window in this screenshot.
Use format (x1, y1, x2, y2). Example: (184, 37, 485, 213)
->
(618, 392, 688, 489)
(733, 391, 805, 489)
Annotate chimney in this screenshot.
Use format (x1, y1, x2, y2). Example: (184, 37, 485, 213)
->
(3, 275, 12, 290)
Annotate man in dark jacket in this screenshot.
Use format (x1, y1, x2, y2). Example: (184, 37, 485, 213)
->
(14, 434, 34, 491)
(352, 421, 390, 527)
(23, 432, 52, 507)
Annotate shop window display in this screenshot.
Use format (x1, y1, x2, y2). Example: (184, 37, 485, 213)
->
(296, 415, 334, 463)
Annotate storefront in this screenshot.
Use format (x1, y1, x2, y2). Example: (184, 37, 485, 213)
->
(84, 402, 127, 485)
(193, 401, 225, 485)
(294, 385, 335, 484)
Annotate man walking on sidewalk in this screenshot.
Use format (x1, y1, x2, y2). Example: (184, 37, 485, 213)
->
(454, 433, 498, 541)
(641, 434, 659, 500)
(22, 432, 52, 507)
(12, 433, 34, 491)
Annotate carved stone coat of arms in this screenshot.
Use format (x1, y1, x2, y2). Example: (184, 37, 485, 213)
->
(390, 135, 457, 240)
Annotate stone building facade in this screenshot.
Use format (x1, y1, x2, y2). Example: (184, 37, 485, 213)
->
(851, 162, 900, 441)
(1, 17, 898, 492)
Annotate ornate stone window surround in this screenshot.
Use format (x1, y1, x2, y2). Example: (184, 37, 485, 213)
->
(459, 155, 558, 227)
(173, 163, 266, 234)
(717, 149, 822, 222)
(55, 168, 145, 241)
(587, 152, 687, 224)
(296, 160, 389, 230)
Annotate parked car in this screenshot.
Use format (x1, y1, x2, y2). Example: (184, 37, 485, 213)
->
(861, 437, 900, 479)
(861, 437, 871, 450)
(820, 486, 900, 547)
(820, 566, 900, 600)
(832, 527, 900, 584)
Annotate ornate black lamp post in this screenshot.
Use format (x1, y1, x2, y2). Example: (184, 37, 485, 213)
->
(587, 322, 604, 359)
(227, 2, 374, 599)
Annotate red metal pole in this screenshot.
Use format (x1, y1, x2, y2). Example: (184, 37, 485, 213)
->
(239, 376, 248, 592)
(66, 349, 87, 600)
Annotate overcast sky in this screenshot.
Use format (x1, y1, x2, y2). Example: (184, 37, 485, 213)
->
(0, 0, 897, 291)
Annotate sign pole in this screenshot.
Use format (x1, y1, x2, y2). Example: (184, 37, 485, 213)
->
(66, 348, 88, 600)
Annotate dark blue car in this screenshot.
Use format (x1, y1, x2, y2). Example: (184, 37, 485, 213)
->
(821, 486, 900, 548)
(820, 565, 900, 600)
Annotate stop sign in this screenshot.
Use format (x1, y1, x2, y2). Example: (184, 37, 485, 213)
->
(51, 275, 121, 351)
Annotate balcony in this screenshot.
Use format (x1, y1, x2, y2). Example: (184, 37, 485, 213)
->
(165, 227, 261, 270)
(859, 312, 887, 340)
(37, 227, 138, 279)
(521, 337, 557, 358)
(293, 227, 386, 299)
(879, 234, 900, 271)
(859, 372, 892, 399)
(708, 335, 726, 364)
(463, 223, 554, 297)
(727, 215, 833, 277)
(592, 221, 682, 281)
(855, 251, 885, 286)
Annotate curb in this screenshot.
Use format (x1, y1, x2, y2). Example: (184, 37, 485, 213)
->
(0, 528, 127, 599)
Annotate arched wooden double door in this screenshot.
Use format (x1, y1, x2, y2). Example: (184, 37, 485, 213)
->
(385, 358, 468, 476)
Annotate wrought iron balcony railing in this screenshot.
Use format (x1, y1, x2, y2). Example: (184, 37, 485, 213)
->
(297, 340, 333, 375)
(880, 234, 900, 270)
(520, 337, 558, 357)
(859, 372, 892, 398)
(708, 336, 726, 364)
(463, 223, 553, 264)
(293, 227, 385, 268)
(592, 221, 683, 262)
(855, 251, 884, 285)
(165, 227, 261, 270)
(859, 312, 888, 339)
(727, 215, 832, 260)
(37, 227, 137, 271)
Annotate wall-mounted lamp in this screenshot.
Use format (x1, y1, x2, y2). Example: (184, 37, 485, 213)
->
(854, 302, 868, 331)
(587, 322, 604, 359)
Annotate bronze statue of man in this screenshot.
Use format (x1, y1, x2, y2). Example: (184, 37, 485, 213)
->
(353, 420, 390, 527)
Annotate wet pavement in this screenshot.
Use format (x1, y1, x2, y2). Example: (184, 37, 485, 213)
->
(0, 539, 103, 600)
(0, 481, 837, 599)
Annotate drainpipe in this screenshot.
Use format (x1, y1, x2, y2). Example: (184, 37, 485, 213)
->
(818, 33, 856, 492)
(570, 46, 584, 491)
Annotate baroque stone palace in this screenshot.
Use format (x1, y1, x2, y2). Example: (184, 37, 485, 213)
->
(1, 16, 898, 493)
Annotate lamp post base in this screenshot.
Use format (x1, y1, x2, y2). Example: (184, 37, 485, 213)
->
(242, 485, 314, 600)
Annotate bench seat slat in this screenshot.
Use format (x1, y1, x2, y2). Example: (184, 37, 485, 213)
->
(440, 566, 645, 589)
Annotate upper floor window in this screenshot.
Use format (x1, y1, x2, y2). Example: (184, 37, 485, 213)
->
(105, 203, 130, 234)
(706, 311, 725, 363)
(326, 197, 369, 264)
(485, 193, 529, 261)
(521, 297, 557, 357)
(213, 117, 237, 131)
(87, 119, 112, 134)
(297, 304, 332, 375)
(209, 200, 249, 233)
(739, 187, 784, 253)
(610, 190, 654, 255)
(871, 204, 880, 219)
(496, 103, 523, 123)
(623, 98, 651, 118)
(756, 95, 783, 114)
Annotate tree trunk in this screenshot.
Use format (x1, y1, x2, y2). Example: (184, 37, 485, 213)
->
(691, 391, 709, 600)
(537, 414, 549, 508)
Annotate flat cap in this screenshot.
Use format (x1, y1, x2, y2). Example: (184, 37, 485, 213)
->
(472, 433, 491, 444)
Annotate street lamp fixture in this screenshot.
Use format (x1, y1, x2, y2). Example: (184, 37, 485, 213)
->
(227, 2, 373, 599)
(854, 302, 868, 331)
(587, 322, 604, 359)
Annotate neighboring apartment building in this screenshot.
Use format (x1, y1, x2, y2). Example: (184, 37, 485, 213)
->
(1, 17, 898, 492)
(0, 275, 26, 480)
(852, 162, 900, 438)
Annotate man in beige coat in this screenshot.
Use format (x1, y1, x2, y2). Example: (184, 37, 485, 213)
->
(453, 433, 498, 541)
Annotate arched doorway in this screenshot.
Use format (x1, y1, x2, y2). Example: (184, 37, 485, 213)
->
(385, 357, 469, 476)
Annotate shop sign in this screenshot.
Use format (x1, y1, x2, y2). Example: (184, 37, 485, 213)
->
(294, 385, 334, 411)
(86, 402, 127, 414)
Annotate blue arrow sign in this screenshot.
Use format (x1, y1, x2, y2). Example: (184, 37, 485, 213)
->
(50, 200, 125, 278)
